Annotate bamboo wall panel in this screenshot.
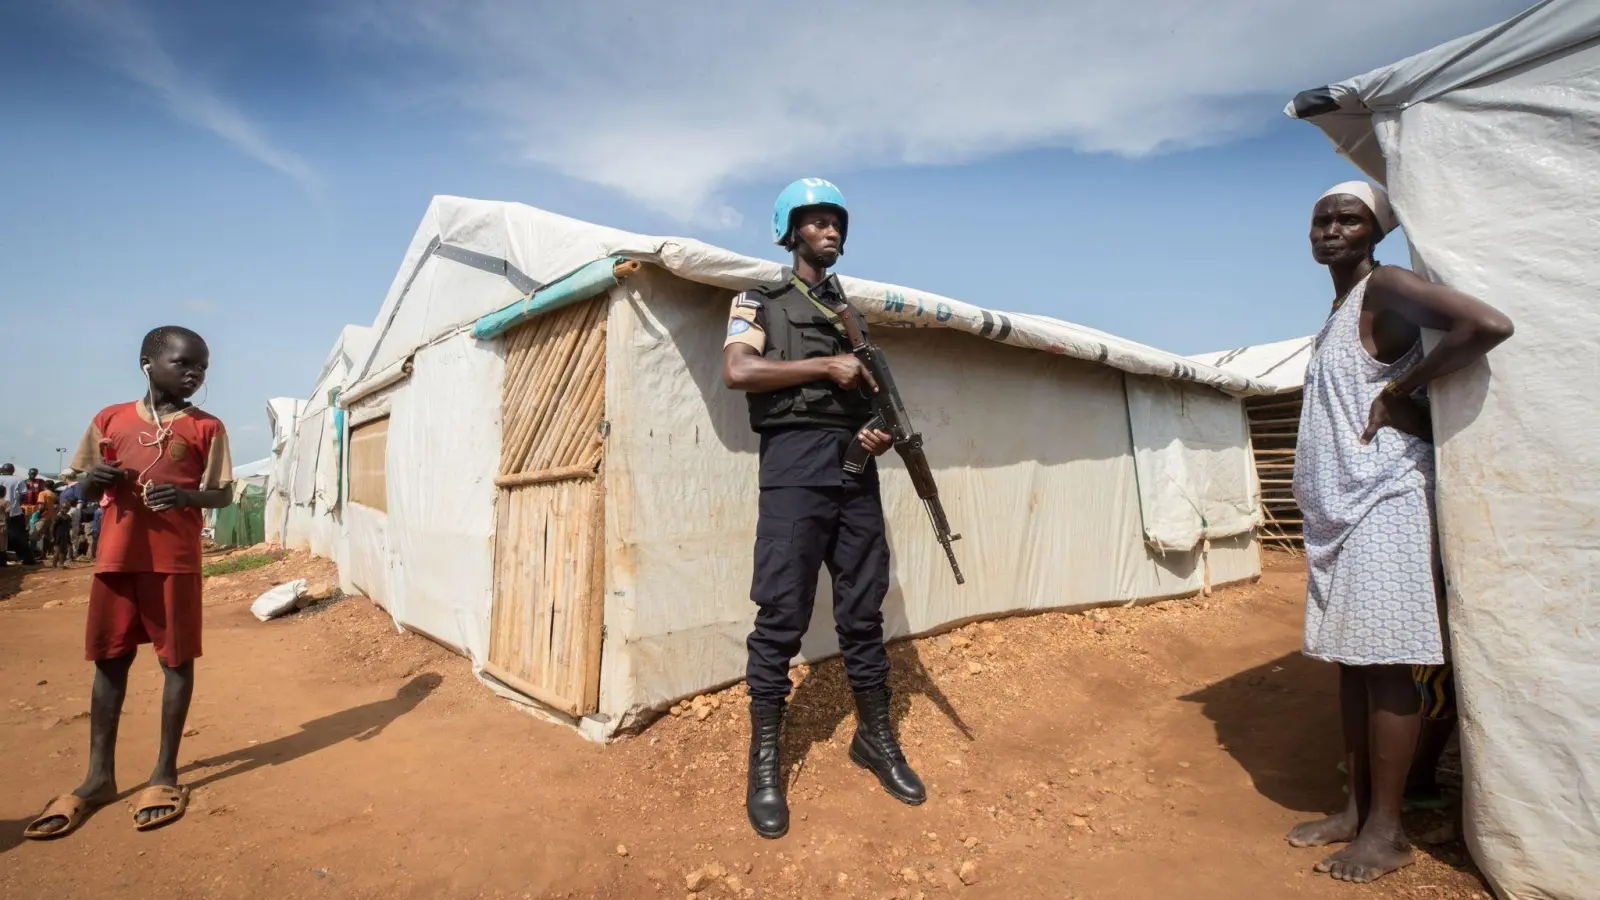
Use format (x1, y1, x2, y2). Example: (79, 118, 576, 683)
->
(488, 296, 609, 716)
(348, 417, 390, 513)
(488, 477, 604, 716)
(1247, 389, 1303, 551)
(498, 297, 608, 477)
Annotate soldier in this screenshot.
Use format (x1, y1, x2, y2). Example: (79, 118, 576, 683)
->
(722, 178, 926, 839)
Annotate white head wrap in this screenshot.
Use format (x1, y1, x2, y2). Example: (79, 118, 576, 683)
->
(1318, 181, 1397, 239)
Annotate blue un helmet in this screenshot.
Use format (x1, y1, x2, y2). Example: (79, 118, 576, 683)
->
(772, 178, 849, 247)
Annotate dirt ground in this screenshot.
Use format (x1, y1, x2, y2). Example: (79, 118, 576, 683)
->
(0, 550, 1488, 900)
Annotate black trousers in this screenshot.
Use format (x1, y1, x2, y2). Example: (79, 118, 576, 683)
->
(6, 515, 34, 564)
(746, 483, 891, 704)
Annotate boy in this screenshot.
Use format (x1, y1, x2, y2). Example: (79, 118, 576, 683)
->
(51, 501, 76, 568)
(66, 494, 84, 563)
(24, 326, 233, 839)
(34, 486, 58, 561)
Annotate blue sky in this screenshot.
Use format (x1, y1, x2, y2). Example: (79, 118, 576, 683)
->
(0, 0, 1528, 470)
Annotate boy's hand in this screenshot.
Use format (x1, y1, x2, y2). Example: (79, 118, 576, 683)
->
(84, 462, 126, 489)
(142, 484, 190, 512)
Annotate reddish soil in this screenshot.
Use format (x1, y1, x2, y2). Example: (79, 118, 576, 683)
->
(0, 551, 1487, 899)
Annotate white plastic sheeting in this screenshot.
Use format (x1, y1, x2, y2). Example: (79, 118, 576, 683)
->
(598, 268, 1259, 726)
(1125, 376, 1259, 552)
(1291, 3, 1600, 895)
(263, 397, 304, 547)
(377, 332, 501, 660)
(284, 326, 374, 560)
(338, 198, 1263, 737)
(1188, 336, 1314, 396)
(232, 457, 272, 484)
(290, 411, 322, 506)
(344, 198, 1273, 405)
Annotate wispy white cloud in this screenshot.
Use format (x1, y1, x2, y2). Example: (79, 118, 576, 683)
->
(329, 0, 1523, 224)
(59, 0, 318, 192)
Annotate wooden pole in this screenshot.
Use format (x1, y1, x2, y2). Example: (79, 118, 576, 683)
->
(493, 464, 599, 489)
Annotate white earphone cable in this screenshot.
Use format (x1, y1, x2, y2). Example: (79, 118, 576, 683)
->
(135, 365, 176, 499)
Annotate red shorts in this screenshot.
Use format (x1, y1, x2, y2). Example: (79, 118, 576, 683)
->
(86, 573, 204, 666)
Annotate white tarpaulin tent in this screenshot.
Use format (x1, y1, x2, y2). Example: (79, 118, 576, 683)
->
(1189, 336, 1313, 396)
(1190, 337, 1315, 550)
(334, 194, 1268, 739)
(232, 457, 272, 485)
(263, 397, 304, 547)
(1289, 2, 1600, 896)
(283, 325, 373, 562)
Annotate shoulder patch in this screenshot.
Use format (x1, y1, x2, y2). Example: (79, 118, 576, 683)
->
(728, 318, 752, 336)
(734, 291, 763, 311)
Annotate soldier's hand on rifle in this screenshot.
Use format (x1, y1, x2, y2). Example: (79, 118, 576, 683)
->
(857, 428, 893, 457)
(825, 354, 878, 392)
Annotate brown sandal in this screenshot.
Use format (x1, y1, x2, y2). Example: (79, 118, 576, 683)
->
(24, 794, 93, 840)
(129, 784, 190, 831)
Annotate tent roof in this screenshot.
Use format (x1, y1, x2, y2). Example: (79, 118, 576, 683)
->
(303, 324, 375, 410)
(265, 397, 305, 450)
(344, 196, 1274, 401)
(1188, 335, 1313, 395)
(233, 457, 273, 480)
(1285, 0, 1600, 183)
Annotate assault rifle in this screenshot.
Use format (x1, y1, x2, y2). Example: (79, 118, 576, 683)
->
(835, 305, 966, 585)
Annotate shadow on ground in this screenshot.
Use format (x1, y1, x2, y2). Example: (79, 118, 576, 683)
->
(0, 563, 29, 602)
(180, 672, 442, 791)
(2, 673, 442, 856)
(1180, 651, 1341, 814)
(1179, 652, 1487, 887)
(783, 643, 970, 791)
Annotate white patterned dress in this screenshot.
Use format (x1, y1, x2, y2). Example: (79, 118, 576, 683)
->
(1293, 272, 1444, 666)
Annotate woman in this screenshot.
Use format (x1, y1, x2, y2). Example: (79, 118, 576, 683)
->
(1286, 182, 1513, 883)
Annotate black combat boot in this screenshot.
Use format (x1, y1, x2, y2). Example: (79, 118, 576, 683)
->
(849, 686, 926, 805)
(746, 701, 789, 838)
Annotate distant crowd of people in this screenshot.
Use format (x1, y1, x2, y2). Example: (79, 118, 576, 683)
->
(0, 463, 103, 568)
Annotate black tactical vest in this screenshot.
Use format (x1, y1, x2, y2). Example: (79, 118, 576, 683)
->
(746, 278, 875, 432)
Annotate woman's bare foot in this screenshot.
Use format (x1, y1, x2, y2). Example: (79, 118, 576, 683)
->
(1315, 830, 1416, 883)
(1286, 806, 1359, 848)
(28, 776, 117, 835)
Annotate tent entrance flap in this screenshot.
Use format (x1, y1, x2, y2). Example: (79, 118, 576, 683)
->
(487, 296, 608, 717)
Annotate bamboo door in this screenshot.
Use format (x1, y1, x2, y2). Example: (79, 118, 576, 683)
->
(485, 297, 608, 716)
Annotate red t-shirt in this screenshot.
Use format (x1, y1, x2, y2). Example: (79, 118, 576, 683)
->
(70, 402, 233, 574)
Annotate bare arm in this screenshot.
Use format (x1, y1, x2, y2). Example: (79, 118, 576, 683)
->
(1369, 266, 1514, 395)
(185, 487, 234, 510)
(722, 344, 875, 393)
(1357, 267, 1513, 444)
(143, 484, 233, 512)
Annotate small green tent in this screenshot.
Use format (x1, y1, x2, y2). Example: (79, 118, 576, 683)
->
(212, 482, 266, 548)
